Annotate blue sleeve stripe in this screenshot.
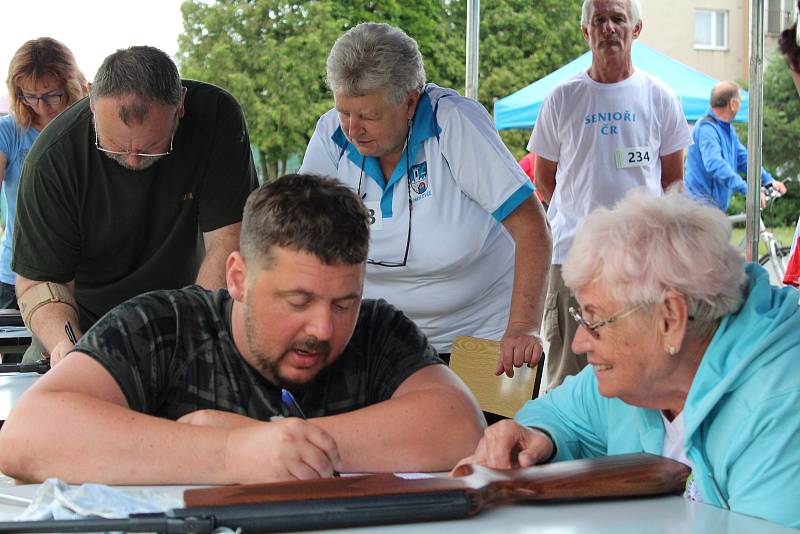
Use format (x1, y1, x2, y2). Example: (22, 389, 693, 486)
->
(492, 183, 534, 222)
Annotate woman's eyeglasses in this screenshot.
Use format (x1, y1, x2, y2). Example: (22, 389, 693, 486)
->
(568, 303, 646, 339)
(19, 91, 64, 107)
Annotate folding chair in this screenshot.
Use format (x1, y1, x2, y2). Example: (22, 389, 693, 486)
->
(448, 336, 543, 422)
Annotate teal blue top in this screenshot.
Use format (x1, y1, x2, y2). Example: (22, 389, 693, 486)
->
(0, 114, 39, 285)
(517, 264, 800, 528)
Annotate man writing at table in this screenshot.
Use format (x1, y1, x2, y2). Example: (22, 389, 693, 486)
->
(0, 174, 485, 484)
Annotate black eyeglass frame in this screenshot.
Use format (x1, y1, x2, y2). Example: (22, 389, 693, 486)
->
(356, 132, 413, 268)
(18, 91, 65, 108)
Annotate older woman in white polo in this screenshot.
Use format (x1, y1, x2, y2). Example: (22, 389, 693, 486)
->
(300, 23, 550, 371)
(456, 190, 800, 528)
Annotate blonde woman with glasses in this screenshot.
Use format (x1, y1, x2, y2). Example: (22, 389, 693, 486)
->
(0, 38, 87, 309)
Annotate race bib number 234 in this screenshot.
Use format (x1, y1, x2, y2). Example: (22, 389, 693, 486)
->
(615, 146, 652, 169)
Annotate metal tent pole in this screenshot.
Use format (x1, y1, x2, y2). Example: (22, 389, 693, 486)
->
(465, 0, 480, 100)
(746, 0, 766, 262)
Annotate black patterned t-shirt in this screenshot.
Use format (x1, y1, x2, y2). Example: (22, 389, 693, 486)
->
(74, 286, 442, 420)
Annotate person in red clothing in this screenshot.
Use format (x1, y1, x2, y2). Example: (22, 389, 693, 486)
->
(783, 216, 799, 287)
(778, 3, 800, 286)
(518, 152, 547, 211)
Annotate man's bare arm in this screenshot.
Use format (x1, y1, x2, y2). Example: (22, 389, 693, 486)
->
(15, 275, 80, 359)
(178, 368, 486, 471)
(0, 353, 340, 484)
(533, 156, 558, 203)
(496, 197, 551, 377)
(660, 149, 685, 191)
(196, 222, 241, 290)
(312, 364, 486, 473)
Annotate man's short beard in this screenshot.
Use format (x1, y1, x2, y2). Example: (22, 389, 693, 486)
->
(243, 301, 331, 389)
(104, 152, 164, 171)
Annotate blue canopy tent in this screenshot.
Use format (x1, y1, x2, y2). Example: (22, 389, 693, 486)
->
(494, 42, 748, 130)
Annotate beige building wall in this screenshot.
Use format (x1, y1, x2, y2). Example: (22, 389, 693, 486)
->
(638, 0, 749, 83)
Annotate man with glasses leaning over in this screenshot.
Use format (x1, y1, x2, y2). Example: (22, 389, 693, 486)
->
(12, 46, 257, 365)
(301, 23, 551, 371)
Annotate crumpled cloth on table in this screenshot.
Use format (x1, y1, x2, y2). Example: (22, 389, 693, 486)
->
(16, 478, 240, 533)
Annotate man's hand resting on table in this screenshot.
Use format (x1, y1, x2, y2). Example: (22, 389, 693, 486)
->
(451, 419, 554, 473)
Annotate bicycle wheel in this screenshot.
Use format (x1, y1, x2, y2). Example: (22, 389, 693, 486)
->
(759, 246, 792, 286)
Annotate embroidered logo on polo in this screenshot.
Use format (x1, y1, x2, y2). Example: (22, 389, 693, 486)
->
(409, 162, 432, 202)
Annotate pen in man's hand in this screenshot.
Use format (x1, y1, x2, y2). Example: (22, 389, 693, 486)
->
(280, 388, 307, 419)
(64, 321, 78, 344)
(280, 388, 340, 477)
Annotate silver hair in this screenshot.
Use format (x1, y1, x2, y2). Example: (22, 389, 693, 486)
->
(91, 46, 181, 126)
(326, 22, 426, 106)
(581, 0, 642, 27)
(562, 188, 747, 335)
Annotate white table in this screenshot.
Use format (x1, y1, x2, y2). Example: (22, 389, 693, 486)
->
(0, 373, 38, 422)
(0, 483, 794, 533)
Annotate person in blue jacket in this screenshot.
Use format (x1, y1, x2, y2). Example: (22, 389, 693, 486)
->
(684, 80, 786, 211)
(455, 189, 800, 528)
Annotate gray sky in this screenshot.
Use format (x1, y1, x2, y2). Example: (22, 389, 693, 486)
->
(1, 0, 185, 110)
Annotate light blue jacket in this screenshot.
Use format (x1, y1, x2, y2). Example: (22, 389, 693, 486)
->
(516, 264, 800, 528)
(684, 109, 774, 212)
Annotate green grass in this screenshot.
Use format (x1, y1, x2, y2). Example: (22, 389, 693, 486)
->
(730, 226, 796, 257)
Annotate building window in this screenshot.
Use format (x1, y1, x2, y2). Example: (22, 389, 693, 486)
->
(767, 0, 795, 35)
(694, 9, 728, 50)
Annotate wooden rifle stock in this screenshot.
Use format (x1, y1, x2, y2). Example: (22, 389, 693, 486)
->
(0, 454, 689, 533)
(183, 453, 689, 524)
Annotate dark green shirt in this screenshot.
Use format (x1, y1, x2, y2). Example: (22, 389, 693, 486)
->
(74, 288, 442, 420)
(12, 81, 257, 331)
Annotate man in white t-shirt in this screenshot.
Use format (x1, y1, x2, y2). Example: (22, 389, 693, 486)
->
(530, 0, 692, 389)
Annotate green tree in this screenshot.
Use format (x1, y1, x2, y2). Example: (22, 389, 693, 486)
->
(730, 58, 800, 226)
(762, 58, 800, 226)
(457, 0, 586, 158)
(763, 59, 800, 181)
(178, 0, 342, 181)
(177, 0, 463, 182)
(331, 0, 586, 159)
(329, 0, 464, 90)
(177, 0, 586, 177)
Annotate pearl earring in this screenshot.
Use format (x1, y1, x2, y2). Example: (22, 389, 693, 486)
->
(666, 345, 678, 356)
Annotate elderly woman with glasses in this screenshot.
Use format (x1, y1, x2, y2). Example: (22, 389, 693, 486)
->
(0, 38, 86, 309)
(301, 23, 551, 369)
(455, 190, 800, 527)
